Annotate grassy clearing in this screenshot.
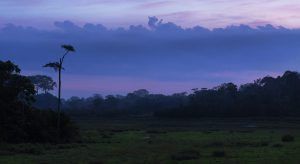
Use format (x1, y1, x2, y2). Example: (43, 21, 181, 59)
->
(1, 117, 300, 164)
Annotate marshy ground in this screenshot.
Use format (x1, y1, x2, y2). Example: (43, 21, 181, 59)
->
(1, 117, 300, 164)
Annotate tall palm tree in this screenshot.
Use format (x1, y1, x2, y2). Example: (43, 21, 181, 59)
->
(44, 45, 75, 135)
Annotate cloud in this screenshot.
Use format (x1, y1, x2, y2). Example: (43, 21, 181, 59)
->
(2, 0, 300, 29)
(1, 17, 300, 96)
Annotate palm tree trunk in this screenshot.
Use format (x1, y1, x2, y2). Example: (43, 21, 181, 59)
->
(57, 59, 62, 138)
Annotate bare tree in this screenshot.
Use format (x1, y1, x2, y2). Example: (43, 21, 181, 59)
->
(44, 45, 75, 134)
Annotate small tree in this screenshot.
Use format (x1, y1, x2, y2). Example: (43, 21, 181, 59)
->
(28, 75, 56, 94)
(44, 45, 75, 134)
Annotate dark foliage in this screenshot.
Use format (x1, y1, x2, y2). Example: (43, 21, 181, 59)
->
(156, 71, 300, 118)
(33, 93, 58, 110)
(212, 150, 226, 157)
(28, 75, 56, 94)
(272, 143, 283, 148)
(0, 60, 78, 143)
(281, 135, 295, 142)
(57, 91, 188, 117)
(171, 150, 200, 161)
(61, 45, 75, 52)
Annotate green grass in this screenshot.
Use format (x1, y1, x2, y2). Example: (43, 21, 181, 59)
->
(1, 117, 300, 164)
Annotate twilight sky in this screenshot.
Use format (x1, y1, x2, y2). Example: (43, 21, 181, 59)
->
(1, 0, 300, 29)
(1, 0, 300, 98)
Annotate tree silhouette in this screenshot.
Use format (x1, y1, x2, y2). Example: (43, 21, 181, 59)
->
(28, 75, 57, 94)
(44, 45, 75, 134)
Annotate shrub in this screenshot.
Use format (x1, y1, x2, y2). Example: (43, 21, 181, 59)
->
(89, 161, 103, 164)
(171, 150, 200, 161)
(260, 141, 270, 147)
(17, 146, 44, 155)
(146, 130, 167, 134)
(234, 141, 269, 147)
(281, 135, 294, 142)
(0, 107, 79, 143)
(207, 141, 224, 147)
(3, 144, 44, 155)
(212, 150, 226, 157)
(272, 143, 283, 148)
(25, 110, 79, 143)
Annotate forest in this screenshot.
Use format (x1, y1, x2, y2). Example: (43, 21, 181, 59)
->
(34, 70, 300, 118)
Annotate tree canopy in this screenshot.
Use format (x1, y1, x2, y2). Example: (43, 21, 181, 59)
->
(28, 75, 56, 94)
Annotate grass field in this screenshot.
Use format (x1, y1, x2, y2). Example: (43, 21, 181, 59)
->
(1, 117, 300, 164)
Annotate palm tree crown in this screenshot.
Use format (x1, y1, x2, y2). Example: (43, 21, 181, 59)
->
(62, 45, 75, 52)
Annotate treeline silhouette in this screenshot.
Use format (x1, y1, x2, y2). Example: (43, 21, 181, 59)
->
(0, 60, 78, 143)
(157, 71, 300, 118)
(35, 71, 300, 118)
(35, 90, 184, 117)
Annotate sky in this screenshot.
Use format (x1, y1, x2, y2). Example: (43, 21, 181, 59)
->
(1, 0, 300, 29)
(1, 0, 300, 98)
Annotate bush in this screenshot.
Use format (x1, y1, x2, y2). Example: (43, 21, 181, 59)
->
(146, 130, 167, 134)
(272, 143, 283, 148)
(14, 145, 44, 155)
(260, 141, 270, 147)
(171, 150, 200, 161)
(0, 106, 79, 143)
(89, 161, 103, 164)
(212, 150, 226, 157)
(0, 144, 44, 155)
(29, 110, 79, 143)
(281, 135, 294, 142)
(207, 141, 224, 147)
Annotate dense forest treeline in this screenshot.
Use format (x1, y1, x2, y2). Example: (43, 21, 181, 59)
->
(34, 70, 300, 118)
